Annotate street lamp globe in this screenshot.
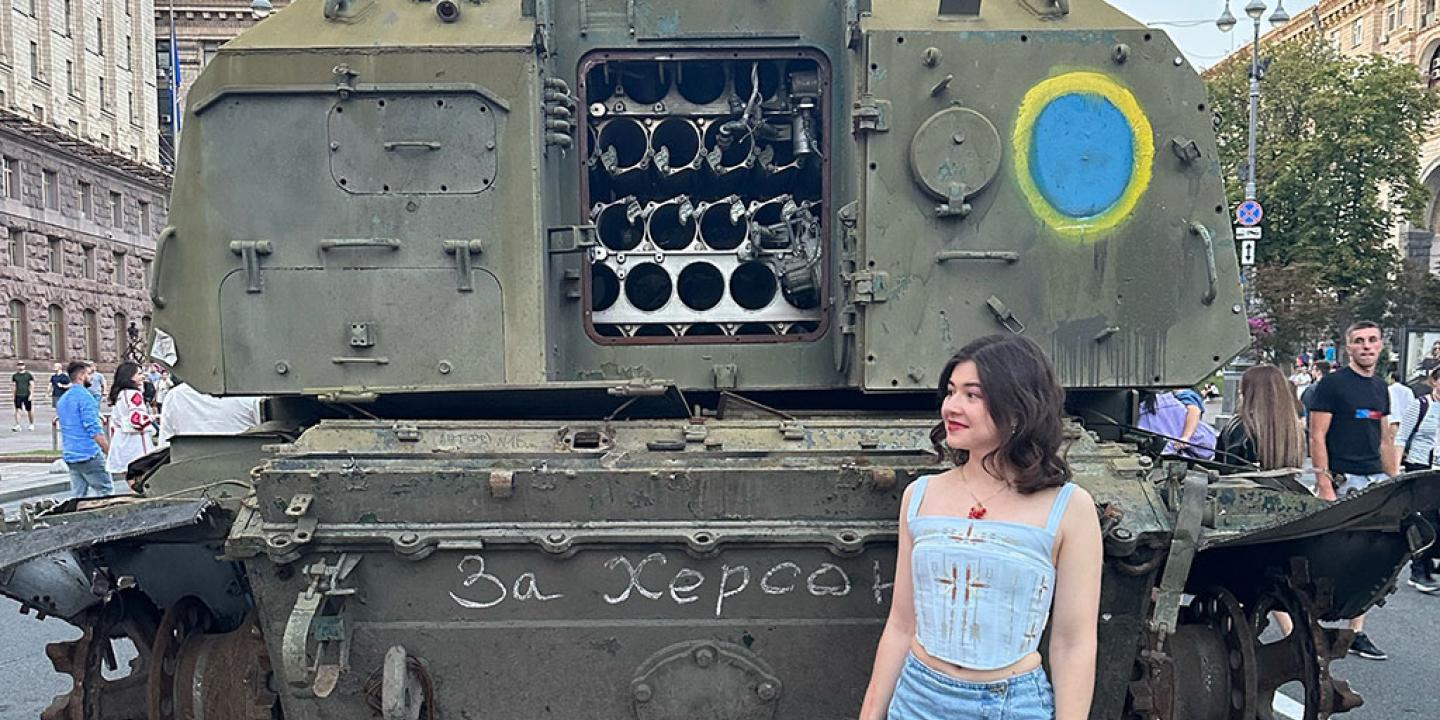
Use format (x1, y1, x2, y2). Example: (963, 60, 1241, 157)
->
(1217, 4, 1238, 32)
(1244, 0, 1266, 20)
(1269, 0, 1289, 26)
(251, 0, 273, 19)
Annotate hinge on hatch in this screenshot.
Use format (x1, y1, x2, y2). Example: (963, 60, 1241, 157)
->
(851, 94, 891, 135)
(547, 225, 598, 254)
(229, 240, 273, 293)
(850, 271, 890, 305)
(442, 239, 484, 292)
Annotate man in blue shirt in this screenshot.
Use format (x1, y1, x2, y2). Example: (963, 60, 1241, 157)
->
(56, 361, 111, 497)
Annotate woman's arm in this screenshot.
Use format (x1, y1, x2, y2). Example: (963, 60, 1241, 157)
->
(1049, 485, 1103, 720)
(1178, 404, 1202, 445)
(858, 484, 919, 720)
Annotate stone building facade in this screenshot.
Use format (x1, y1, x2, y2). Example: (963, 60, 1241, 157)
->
(155, 0, 289, 167)
(0, 107, 168, 375)
(0, 0, 159, 166)
(1222, 0, 1440, 269)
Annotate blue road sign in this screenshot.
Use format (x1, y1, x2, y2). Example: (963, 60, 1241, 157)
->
(1235, 200, 1263, 227)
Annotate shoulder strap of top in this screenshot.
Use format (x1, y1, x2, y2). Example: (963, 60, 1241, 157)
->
(907, 475, 932, 521)
(1044, 483, 1078, 534)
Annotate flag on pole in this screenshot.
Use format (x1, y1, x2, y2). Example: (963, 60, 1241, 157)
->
(168, 21, 181, 136)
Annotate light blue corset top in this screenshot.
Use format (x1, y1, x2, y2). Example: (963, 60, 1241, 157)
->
(907, 475, 1076, 671)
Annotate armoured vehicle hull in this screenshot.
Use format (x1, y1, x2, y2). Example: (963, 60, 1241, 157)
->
(3, 1, 1437, 720)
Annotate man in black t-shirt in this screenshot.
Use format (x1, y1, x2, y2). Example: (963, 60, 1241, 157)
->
(1308, 320, 1397, 661)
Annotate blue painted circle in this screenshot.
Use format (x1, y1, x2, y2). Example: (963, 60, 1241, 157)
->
(1029, 93, 1135, 218)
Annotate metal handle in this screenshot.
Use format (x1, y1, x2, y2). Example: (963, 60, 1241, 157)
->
(934, 250, 1020, 264)
(320, 238, 401, 251)
(331, 356, 391, 365)
(150, 226, 176, 308)
(383, 140, 441, 151)
(1190, 223, 1218, 306)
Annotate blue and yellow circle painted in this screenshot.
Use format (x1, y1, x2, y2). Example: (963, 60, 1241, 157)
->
(1013, 71, 1154, 237)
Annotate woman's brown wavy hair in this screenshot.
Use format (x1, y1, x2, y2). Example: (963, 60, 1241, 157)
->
(928, 334, 1072, 494)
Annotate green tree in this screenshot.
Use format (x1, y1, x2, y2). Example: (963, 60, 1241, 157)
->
(1206, 39, 1439, 353)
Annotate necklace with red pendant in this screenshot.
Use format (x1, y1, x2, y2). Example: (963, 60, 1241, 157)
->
(960, 464, 1008, 519)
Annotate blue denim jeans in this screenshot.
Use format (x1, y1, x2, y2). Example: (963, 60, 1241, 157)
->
(66, 454, 113, 498)
(887, 653, 1055, 720)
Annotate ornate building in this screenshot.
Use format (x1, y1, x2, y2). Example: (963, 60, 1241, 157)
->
(0, 108, 168, 372)
(0, 0, 170, 406)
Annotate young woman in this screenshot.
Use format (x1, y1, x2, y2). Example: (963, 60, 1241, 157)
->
(1218, 364, 1305, 470)
(1136, 388, 1217, 460)
(859, 335, 1103, 720)
(105, 361, 154, 485)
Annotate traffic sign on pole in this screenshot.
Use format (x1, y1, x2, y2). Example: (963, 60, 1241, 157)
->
(1240, 239, 1256, 266)
(1235, 227, 1261, 240)
(1235, 200, 1263, 227)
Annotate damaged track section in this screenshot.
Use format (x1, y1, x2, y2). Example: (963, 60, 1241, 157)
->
(0, 499, 277, 720)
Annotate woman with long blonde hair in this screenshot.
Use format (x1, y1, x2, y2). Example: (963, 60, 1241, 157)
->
(1220, 364, 1305, 470)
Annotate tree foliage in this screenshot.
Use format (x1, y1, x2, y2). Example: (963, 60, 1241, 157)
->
(1206, 38, 1440, 355)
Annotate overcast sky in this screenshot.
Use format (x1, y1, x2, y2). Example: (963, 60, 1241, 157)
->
(1108, 0, 1321, 68)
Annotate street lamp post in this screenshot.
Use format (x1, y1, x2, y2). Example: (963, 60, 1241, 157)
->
(1216, 0, 1288, 412)
(1218, 0, 1290, 202)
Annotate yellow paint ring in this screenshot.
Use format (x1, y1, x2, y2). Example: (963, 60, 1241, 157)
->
(1012, 71, 1154, 237)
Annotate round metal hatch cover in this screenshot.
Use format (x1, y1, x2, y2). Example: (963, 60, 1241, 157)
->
(908, 106, 1002, 201)
(631, 640, 782, 720)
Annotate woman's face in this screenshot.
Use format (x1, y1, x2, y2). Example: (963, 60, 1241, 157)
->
(129, 368, 144, 386)
(941, 361, 1001, 454)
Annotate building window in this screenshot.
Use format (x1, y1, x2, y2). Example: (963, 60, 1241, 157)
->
(95, 18, 104, 55)
(47, 237, 61, 273)
(78, 181, 93, 220)
(8, 300, 27, 357)
(1430, 48, 1440, 86)
(110, 192, 122, 226)
(67, 119, 78, 136)
(82, 246, 95, 280)
(62, 0, 72, 35)
(1387, 4, 1397, 31)
(127, 91, 133, 120)
(98, 77, 107, 110)
(8, 230, 22, 267)
(112, 251, 124, 284)
(29, 42, 39, 81)
(42, 170, 58, 210)
(113, 312, 127, 359)
(65, 60, 74, 95)
(124, 36, 131, 67)
(2, 157, 16, 200)
(1401, 1, 1409, 26)
(81, 309, 97, 361)
(1352, 18, 1364, 46)
(139, 201, 150, 235)
(46, 305, 64, 361)
(141, 258, 151, 287)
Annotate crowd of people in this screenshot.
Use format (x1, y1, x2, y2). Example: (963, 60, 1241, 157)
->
(8, 357, 262, 498)
(1136, 321, 1439, 662)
